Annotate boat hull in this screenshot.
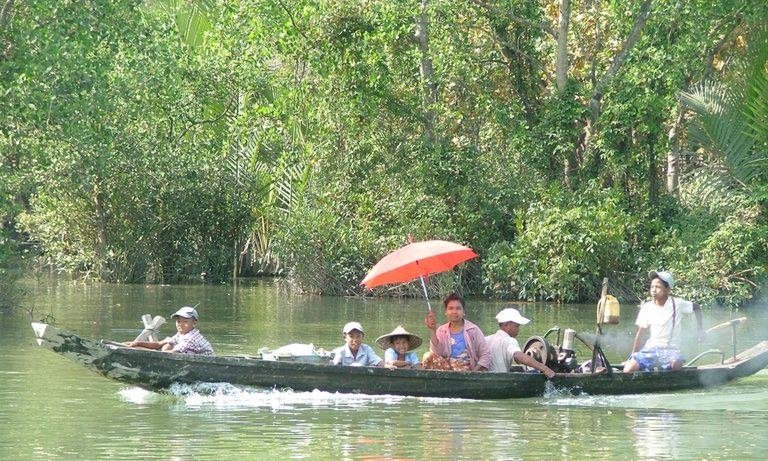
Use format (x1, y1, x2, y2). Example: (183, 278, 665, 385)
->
(31, 323, 768, 399)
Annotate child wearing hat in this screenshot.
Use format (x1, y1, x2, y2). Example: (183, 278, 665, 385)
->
(332, 322, 383, 366)
(623, 270, 704, 372)
(376, 325, 422, 369)
(126, 306, 214, 356)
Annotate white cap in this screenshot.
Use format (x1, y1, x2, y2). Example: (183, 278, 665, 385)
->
(496, 307, 530, 325)
(342, 321, 364, 334)
(171, 306, 199, 320)
(649, 270, 675, 289)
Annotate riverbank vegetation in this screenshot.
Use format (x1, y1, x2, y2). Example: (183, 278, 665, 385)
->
(1, 1, 766, 308)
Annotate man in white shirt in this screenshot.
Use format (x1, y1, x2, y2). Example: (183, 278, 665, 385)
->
(623, 270, 705, 372)
(485, 307, 555, 378)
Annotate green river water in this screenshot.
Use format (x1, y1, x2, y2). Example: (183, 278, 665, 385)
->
(1, 277, 767, 460)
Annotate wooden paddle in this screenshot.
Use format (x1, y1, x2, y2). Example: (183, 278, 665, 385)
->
(596, 278, 609, 325)
(706, 317, 747, 360)
(706, 317, 747, 334)
(590, 278, 614, 374)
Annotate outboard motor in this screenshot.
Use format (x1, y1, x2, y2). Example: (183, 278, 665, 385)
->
(557, 329, 579, 371)
(523, 327, 580, 373)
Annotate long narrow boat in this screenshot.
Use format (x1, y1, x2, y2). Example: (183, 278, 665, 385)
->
(31, 322, 768, 399)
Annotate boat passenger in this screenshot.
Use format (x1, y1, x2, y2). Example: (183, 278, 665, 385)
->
(332, 322, 384, 366)
(125, 306, 214, 355)
(623, 270, 705, 372)
(422, 292, 491, 371)
(376, 325, 422, 369)
(485, 307, 556, 378)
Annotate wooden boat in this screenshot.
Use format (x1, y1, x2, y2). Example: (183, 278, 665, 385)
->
(31, 322, 768, 399)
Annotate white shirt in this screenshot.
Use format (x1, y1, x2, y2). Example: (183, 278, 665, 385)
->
(485, 330, 522, 373)
(635, 297, 694, 349)
(331, 344, 382, 366)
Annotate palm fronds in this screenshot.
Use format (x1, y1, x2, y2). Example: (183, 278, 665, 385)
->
(681, 27, 768, 189)
(149, 0, 216, 51)
(743, 33, 768, 162)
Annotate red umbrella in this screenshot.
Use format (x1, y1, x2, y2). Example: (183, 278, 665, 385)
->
(360, 239, 478, 310)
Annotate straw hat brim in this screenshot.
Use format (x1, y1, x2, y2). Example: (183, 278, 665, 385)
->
(375, 326, 423, 351)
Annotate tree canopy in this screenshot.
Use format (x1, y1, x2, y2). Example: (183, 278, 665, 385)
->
(1, 0, 766, 308)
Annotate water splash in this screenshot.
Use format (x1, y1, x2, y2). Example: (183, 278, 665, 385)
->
(116, 382, 479, 410)
(541, 380, 581, 399)
(117, 387, 162, 404)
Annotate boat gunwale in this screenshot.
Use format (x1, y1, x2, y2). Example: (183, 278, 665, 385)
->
(32, 323, 768, 398)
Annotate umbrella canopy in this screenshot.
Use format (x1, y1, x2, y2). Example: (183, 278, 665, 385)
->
(360, 240, 478, 289)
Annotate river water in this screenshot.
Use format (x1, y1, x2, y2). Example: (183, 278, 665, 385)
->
(1, 277, 767, 460)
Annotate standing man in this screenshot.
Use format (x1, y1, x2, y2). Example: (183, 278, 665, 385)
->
(623, 270, 705, 372)
(485, 306, 555, 378)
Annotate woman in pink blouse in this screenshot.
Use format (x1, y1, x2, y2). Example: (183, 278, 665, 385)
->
(423, 292, 490, 371)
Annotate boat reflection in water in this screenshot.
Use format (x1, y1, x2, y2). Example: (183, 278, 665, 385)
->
(628, 409, 680, 460)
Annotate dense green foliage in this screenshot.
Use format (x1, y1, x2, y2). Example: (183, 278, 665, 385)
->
(0, 227, 22, 309)
(1, 1, 766, 307)
(483, 185, 636, 302)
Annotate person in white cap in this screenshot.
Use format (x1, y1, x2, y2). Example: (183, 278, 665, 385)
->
(623, 270, 704, 372)
(331, 321, 383, 366)
(485, 306, 555, 377)
(125, 306, 214, 355)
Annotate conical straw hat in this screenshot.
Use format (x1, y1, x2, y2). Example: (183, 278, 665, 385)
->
(375, 325, 423, 351)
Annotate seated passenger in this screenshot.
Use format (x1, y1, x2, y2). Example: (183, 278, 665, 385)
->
(332, 321, 383, 366)
(125, 306, 214, 355)
(422, 292, 491, 371)
(485, 307, 555, 377)
(623, 270, 705, 372)
(376, 325, 422, 369)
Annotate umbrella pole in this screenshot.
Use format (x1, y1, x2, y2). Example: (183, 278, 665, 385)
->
(419, 276, 433, 311)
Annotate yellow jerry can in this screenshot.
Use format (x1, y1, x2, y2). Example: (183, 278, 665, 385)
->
(598, 294, 620, 324)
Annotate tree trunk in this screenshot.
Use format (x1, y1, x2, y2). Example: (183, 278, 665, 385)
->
(415, 0, 437, 142)
(647, 133, 658, 207)
(666, 103, 684, 197)
(0, 0, 13, 31)
(556, 0, 573, 189)
(573, 0, 653, 175)
(92, 185, 110, 281)
(555, 0, 571, 92)
(492, 25, 538, 123)
(233, 238, 239, 282)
